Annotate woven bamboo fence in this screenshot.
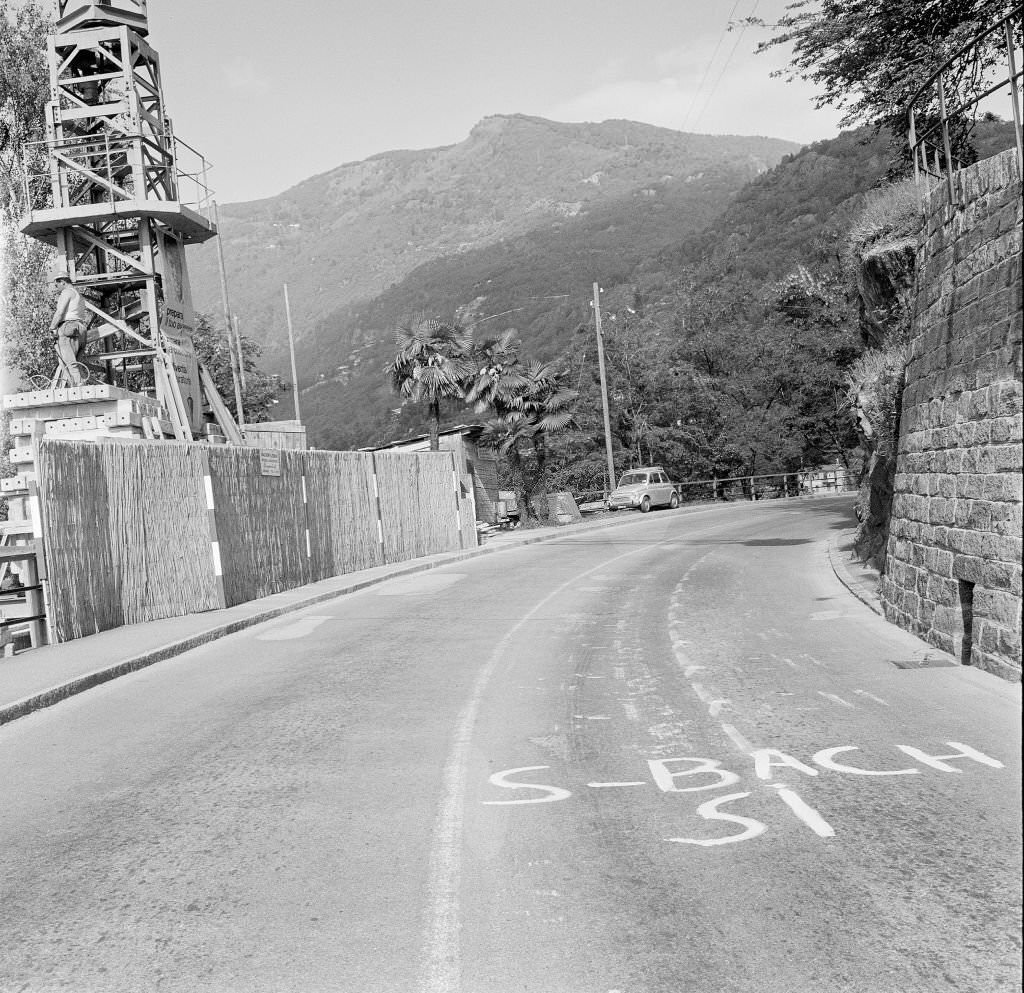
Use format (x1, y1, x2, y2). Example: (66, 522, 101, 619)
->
(207, 446, 311, 606)
(304, 451, 383, 580)
(37, 439, 218, 640)
(35, 440, 475, 642)
(374, 451, 462, 563)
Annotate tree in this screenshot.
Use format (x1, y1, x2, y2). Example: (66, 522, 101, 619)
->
(478, 357, 578, 525)
(463, 328, 529, 413)
(464, 328, 579, 525)
(751, 1, 1014, 162)
(513, 359, 577, 488)
(1, 226, 53, 384)
(0, 0, 49, 211)
(191, 313, 287, 424)
(1, 0, 53, 389)
(386, 319, 474, 451)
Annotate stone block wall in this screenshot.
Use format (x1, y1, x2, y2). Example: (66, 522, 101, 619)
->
(881, 149, 1022, 681)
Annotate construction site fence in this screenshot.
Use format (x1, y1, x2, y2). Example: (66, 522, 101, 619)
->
(35, 440, 476, 643)
(573, 467, 858, 507)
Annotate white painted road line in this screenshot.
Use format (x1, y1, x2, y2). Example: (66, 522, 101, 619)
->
(419, 539, 672, 993)
(853, 689, 890, 706)
(817, 691, 854, 708)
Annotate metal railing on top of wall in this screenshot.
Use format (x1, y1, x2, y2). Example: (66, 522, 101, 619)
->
(908, 9, 1024, 204)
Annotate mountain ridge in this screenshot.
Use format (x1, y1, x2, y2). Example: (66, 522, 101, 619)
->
(187, 114, 801, 376)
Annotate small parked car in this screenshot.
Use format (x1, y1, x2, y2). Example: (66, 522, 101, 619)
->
(607, 466, 679, 513)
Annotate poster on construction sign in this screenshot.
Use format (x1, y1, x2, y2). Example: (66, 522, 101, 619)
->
(155, 229, 203, 435)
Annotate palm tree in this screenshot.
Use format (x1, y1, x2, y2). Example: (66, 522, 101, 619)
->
(463, 329, 530, 415)
(387, 319, 474, 450)
(514, 360, 578, 486)
(478, 359, 578, 525)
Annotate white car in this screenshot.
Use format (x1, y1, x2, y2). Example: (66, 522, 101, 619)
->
(607, 467, 679, 513)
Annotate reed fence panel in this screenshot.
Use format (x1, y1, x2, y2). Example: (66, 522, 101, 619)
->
(207, 447, 310, 606)
(459, 490, 477, 549)
(37, 439, 217, 641)
(374, 452, 462, 563)
(304, 451, 383, 580)
(36, 441, 478, 642)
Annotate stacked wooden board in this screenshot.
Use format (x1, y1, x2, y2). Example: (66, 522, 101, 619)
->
(2, 385, 173, 524)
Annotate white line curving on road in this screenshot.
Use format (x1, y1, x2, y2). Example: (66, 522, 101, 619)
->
(418, 536, 677, 993)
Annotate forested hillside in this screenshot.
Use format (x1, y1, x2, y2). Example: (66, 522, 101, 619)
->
(298, 126, 896, 452)
(294, 118, 1016, 483)
(189, 115, 796, 376)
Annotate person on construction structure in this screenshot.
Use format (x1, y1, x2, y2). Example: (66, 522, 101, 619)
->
(49, 266, 89, 385)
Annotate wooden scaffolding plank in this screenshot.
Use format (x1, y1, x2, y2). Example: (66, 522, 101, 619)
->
(199, 363, 244, 446)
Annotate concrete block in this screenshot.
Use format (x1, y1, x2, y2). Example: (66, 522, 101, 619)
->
(952, 553, 986, 583)
(954, 474, 983, 499)
(983, 474, 1023, 502)
(997, 626, 1022, 659)
(974, 587, 1021, 627)
(926, 574, 958, 606)
(7, 447, 32, 467)
(992, 503, 1023, 537)
(988, 416, 1021, 444)
(0, 472, 34, 494)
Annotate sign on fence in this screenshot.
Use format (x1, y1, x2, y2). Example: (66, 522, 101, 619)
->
(259, 449, 282, 477)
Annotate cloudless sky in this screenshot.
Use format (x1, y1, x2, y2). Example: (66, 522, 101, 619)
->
(142, 0, 845, 204)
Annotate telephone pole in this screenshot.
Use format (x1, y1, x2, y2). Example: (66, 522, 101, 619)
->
(592, 281, 617, 495)
(283, 284, 302, 425)
(214, 202, 246, 428)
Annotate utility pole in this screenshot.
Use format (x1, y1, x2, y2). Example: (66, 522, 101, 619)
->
(283, 283, 302, 425)
(231, 313, 247, 393)
(592, 281, 616, 495)
(213, 202, 246, 428)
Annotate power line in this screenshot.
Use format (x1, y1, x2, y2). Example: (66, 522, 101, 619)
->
(681, 0, 744, 132)
(691, 0, 761, 130)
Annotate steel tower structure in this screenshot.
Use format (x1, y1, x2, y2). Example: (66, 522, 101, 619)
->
(19, 0, 225, 441)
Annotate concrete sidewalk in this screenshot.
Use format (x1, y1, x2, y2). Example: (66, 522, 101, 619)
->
(0, 496, 878, 727)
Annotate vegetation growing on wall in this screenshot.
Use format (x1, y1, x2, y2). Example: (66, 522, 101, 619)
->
(842, 179, 925, 568)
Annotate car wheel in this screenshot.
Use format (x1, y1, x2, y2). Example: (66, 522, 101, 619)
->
(640, 495, 651, 513)
(669, 492, 679, 509)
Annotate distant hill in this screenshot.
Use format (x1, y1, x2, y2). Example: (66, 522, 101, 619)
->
(294, 128, 896, 450)
(186, 116, 799, 440)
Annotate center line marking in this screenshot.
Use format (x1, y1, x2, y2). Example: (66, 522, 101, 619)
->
(707, 698, 731, 718)
(817, 691, 854, 709)
(420, 538, 673, 993)
(721, 723, 753, 753)
(691, 683, 714, 704)
(853, 689, 889, 706)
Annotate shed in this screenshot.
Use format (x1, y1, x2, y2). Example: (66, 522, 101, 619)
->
(243, 420, 308, 450)
(372, 424, 500, 523)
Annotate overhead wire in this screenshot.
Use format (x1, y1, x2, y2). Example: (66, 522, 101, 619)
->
(681, 0, 744, 131)
(690, 0, 762, 130)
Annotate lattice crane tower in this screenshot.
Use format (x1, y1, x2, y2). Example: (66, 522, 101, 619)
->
(17, 0, 234, 442)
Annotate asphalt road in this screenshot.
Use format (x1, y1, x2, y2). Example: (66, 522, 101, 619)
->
(1, 496, 1020, 993)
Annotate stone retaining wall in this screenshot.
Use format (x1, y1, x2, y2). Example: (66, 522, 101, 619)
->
(881, 149, 1022, 681)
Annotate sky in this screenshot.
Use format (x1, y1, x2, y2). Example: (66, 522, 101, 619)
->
(140, 0, 846, 204)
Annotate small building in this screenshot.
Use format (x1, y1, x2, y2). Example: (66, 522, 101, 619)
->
(243, 420, 308, 450)
(372, 424, 500, 523)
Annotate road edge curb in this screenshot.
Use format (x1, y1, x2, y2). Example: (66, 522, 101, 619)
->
(0, 508, 673, 726)
(827, 534, 884, 616)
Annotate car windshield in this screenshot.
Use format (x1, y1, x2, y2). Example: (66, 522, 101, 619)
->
(618, 473, 648, 486)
